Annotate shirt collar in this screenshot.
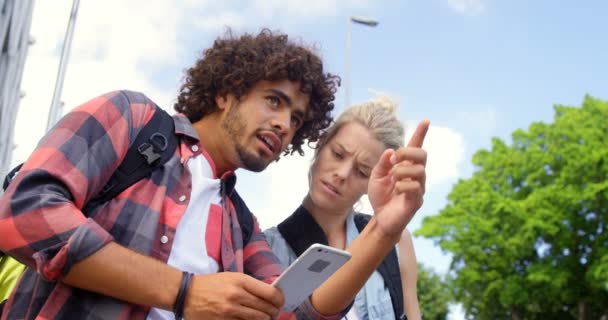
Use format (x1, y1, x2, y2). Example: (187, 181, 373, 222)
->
(277, 205, 329, 256)
(172, 113, 200, 141)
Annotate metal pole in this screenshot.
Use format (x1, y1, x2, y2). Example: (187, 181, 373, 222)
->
(46, 0, 80, 131)
(344, 16, 378, 111)
(344, 16, 352, 110)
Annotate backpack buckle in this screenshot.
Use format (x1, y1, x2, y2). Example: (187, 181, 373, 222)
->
(137, 133, 168, 165)
(3, 164, 23, 191)
(100, 181, 116, 194)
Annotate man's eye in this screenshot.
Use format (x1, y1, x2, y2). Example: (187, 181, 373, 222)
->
(266, 96, 280, 107)
(291, 116, 303, 128)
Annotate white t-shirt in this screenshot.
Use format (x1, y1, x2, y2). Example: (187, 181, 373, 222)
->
(147, 153, 221, 320)
(344, 306, 361, 320)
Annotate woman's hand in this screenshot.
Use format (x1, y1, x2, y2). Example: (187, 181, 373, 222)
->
(367, 120, 430, 237)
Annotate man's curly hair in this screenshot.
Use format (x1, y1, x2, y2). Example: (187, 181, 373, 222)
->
(174, 29, 340, 155)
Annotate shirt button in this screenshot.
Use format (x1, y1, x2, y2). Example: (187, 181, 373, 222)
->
(191, 145, 199, 152)
(179, 195, 187, 202)
(160, 235, 169, 244)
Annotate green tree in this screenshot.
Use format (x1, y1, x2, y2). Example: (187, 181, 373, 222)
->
(417, 263, 452, 320)
(416, 96, 608, 320)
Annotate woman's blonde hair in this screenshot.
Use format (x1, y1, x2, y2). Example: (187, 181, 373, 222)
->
(314, 96, 405, 158)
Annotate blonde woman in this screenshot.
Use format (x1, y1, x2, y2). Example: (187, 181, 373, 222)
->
(266, 98, 423, 320)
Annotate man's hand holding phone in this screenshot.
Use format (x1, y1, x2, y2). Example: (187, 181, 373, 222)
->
(183, 272, 283, 320)
(180, 243, 349, 319)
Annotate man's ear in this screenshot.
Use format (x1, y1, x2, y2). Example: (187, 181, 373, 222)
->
(215, 94, 230, 111)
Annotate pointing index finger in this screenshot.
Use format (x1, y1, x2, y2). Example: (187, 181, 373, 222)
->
(407, 119, 430, 148)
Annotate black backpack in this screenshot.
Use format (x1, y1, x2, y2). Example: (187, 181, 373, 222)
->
(277, 207, 404, 320)
(1, 105, 255, 253)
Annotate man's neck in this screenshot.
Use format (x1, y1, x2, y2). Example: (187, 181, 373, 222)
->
(191, 116, 236, 176)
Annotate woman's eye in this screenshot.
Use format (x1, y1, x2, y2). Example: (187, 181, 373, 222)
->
(332, 151, 343, 159)
(358, 170, 369, 178)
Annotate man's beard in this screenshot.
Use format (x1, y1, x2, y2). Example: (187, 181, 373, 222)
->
(221, 103, 271, 172)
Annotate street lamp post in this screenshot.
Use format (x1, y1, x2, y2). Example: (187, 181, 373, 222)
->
(344, 16, 378, 109)
(46, 0, 80, 132)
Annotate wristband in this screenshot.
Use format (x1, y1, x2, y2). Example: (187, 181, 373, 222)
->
(173, 271, 193, 320)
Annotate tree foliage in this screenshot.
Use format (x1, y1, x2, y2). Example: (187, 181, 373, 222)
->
(417, 263, 452, 320)
(416, 96, 608, 319)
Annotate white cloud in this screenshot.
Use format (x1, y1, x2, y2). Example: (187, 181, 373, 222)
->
(448, 0, 486, 16)
(12, 1, 192, 165)
(416, 123, 465, 189)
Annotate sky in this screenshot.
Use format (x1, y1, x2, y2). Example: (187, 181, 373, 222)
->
(9, 0, 608, 318)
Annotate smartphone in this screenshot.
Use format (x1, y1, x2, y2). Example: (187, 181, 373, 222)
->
(272, 243, 351, 312)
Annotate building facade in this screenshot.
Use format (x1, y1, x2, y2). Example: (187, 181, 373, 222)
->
(0, 0, 35, 181)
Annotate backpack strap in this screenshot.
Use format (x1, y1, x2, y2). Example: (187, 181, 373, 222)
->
(82, 106, 178, 214)
(229, 190, 254, 246)
(3, 106, 177, 216)
(354, 214, 404, 320)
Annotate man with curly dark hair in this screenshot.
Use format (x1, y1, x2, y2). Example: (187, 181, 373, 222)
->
(174, 29, 337, 158)
(0, 29, 429, 320)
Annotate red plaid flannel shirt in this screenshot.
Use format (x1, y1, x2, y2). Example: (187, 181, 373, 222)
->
(0, 90, 346, 320)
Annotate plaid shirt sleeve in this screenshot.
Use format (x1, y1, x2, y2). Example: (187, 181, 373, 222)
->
(0, 90, 157, 281)
(243, 217, 348, 320)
